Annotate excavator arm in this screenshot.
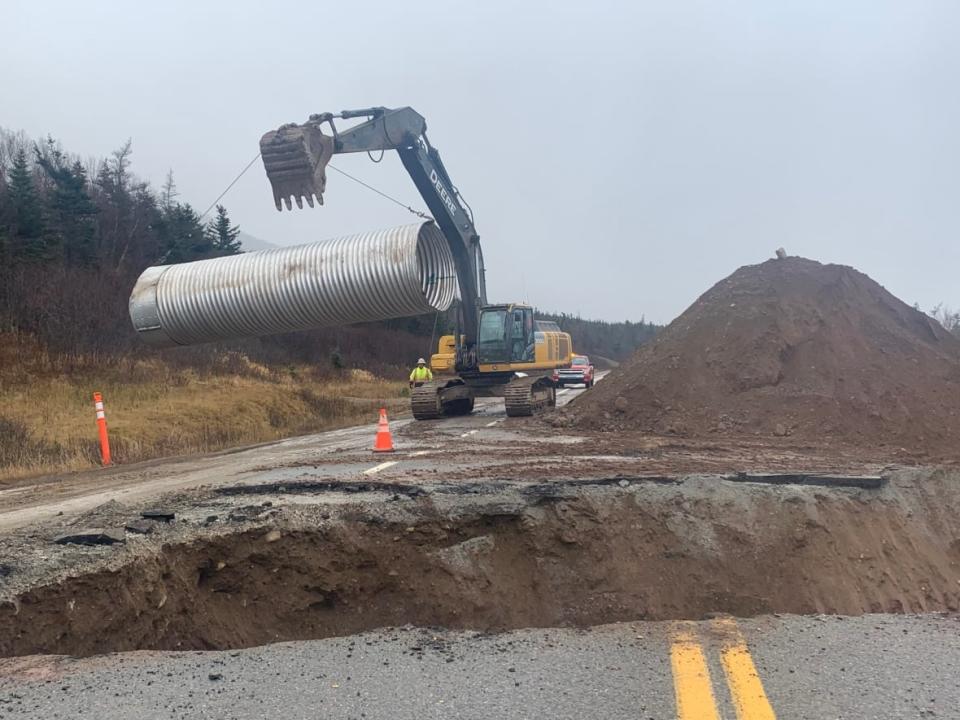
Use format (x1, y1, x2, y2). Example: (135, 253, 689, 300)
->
(260, 106, 486, 370)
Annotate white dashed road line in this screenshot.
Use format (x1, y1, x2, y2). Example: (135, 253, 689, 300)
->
(460, 430, 479, 438)
(485, 421, 499, 427)
(363, 461, 398, 475)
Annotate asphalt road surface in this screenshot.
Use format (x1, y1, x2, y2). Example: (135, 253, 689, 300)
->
(1, 614, 957, 719)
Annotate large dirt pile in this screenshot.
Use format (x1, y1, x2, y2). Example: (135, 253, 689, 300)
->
(569, 257, 960, 451)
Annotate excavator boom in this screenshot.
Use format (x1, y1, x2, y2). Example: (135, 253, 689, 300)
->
(260, 107, 486, 370)
(259, 106, 574, 419)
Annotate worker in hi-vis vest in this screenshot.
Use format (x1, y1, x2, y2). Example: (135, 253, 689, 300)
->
(409, 357, 433, 388)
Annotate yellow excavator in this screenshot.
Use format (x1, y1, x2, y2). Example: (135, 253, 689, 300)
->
(260, 106, 574, 418)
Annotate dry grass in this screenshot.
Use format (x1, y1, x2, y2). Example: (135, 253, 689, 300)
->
(0, 336, 407, 483)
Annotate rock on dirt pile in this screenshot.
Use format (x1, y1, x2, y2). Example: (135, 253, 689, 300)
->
(568, 256, 960, 451)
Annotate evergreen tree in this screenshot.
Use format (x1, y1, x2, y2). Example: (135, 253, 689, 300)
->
(206, 204, 242, 255)
(7, 148, 45, 260)
(157, 202, 214, 264)
(35, 146, 98, 267)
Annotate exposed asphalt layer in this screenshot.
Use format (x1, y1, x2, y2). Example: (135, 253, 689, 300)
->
(1, 614, 958, 719)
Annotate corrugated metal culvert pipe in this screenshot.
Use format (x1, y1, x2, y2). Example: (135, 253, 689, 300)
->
(129, 221, 457, 347)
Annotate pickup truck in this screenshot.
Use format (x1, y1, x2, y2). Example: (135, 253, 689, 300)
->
(553, 355, 595, 388)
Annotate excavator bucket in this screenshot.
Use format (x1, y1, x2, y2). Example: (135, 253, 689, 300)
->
(259, 124, 335, 211)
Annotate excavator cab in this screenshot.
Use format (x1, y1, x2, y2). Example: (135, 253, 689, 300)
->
(477, 305, 536, 365)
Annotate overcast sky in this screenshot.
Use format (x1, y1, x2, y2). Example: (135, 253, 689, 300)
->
(5, 1, 959, 323)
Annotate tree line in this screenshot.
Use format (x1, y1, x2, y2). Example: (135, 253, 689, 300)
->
(1, 132, 242, 269)
(537, 311, 659, 362)
(0, 129, 242, 356)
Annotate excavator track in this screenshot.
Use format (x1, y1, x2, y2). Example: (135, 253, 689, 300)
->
(412, 381, 476, 419)
(411, 383, 443, 420)
(504, 376, 556, 417)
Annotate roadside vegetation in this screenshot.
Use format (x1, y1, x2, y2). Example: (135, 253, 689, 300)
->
(0, 332, 407, 482)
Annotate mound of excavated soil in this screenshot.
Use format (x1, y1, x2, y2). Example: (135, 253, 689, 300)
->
(569, 257, 960, 451)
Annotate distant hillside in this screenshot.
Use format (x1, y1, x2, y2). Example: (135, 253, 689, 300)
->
(238, 231, 277, 252)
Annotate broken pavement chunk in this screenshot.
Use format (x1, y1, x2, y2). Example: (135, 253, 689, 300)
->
(141, 509, 176, 522)
(124, 520, 155, 535)
(54, 528, 125, 546)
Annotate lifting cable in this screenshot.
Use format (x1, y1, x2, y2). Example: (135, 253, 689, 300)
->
(327, 164, 431, 220)
(200, 152, 432, 222)
(200, 152, 262, 220)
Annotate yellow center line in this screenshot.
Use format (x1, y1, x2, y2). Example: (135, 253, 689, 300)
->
(670, 624, 721, 720)
(713, 618, 777, 720)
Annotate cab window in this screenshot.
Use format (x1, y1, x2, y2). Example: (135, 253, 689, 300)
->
(478, 309, 510, 363)
(478, 308, 536, 364)
(510, 308, 535, 363)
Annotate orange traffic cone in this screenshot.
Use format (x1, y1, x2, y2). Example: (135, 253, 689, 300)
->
(373, 407, 395, 453)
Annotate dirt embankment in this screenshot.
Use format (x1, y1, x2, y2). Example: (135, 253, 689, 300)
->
(2, 468, 960, 658)
(567, 257, 960, 456)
